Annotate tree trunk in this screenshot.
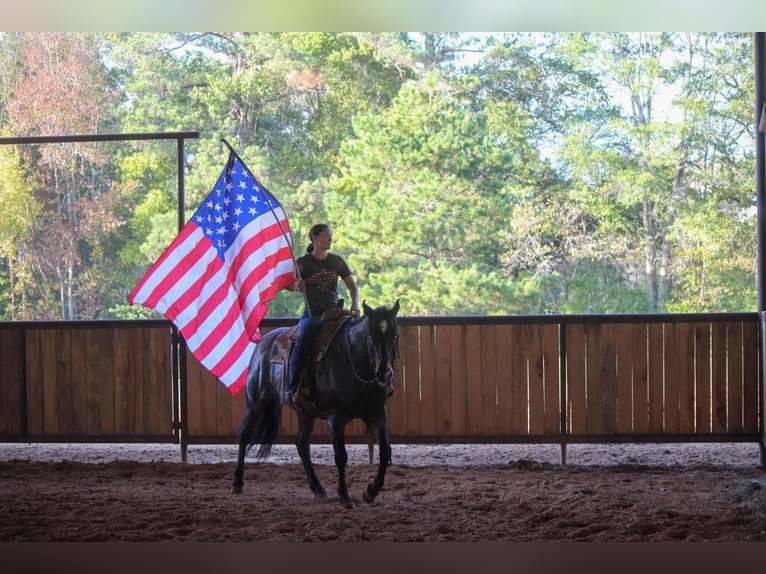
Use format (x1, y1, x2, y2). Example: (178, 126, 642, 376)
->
(642, 196, 658, 312)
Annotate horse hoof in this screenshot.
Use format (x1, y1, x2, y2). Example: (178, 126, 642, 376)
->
(341, 499, 357, 510)
(231, 485, 243, 495)
(362, 488, 377, 504)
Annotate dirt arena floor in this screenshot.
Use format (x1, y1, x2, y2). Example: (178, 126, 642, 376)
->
(1, 442, 765, 542)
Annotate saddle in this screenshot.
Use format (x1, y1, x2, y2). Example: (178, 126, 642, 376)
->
(271, 310, 353, 396)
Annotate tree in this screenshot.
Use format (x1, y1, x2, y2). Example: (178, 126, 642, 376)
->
(5, 33, 119, 319)
(320, 70, 551, 314)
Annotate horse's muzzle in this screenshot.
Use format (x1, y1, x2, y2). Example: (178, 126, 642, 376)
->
(376, 365, 394, 388)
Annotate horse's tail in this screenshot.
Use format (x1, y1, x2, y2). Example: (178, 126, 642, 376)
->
(239, 335, 283, 460)
(242, 395, 282, 460)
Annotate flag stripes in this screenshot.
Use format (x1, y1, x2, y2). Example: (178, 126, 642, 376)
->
(129, 151, 296, 395)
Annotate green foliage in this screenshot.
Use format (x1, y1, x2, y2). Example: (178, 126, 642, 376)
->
(0, 32, 759, 319)
(0, 144, 39, 258)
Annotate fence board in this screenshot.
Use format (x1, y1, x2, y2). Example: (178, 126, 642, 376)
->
(480, 324, 498, 435)
(663, 324, 683, 433)
(386, 329, 405, 437)
(43, 331, 61, 434)
(24, 330, 44, 435)
(566, 324, 586, 435)
(678, 323, 695, 433)
(631, 324, 649, 433)
(742, 321, 759, 433)
(434, 325, 452, 435)
(419, 325, 437, 435)
(664, 323, 681, 433)
(87, 328, 115, 434)
(465, 324, 483, 436)
(600, 323, 618, 435)
(145, 326, 172, 436)
(585, 322, 603, 434)
(728, 322, 744, 433)
(542, 324, 560, 435)
(0, 327, 23, 435)
(495, 324, 513, 435)
(113, 328, 135, 435)
(615, 324, 633, 433)
(695, 323, 712, 433)
(648, 323, 664, 433)
(449, 325, 467, 437)
(711, 322, 728, 432)
(528, 324, 545, 435)
(401, 324, 422, 436)
(510, 325, 528, 434)
(40, 330, 60, 434)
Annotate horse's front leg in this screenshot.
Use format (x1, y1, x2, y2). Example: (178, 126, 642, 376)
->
(362, 413, 391, 504)
(296, 411, 326, 498)
(327, 415, 354, 509)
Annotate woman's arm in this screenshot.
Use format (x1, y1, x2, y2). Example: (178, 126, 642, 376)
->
(343, 275, 360, 317)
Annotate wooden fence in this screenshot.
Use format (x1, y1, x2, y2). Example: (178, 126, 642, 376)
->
(1, 314, 764, 464)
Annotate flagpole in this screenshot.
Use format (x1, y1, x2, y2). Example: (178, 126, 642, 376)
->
(220, 138, 313, 317)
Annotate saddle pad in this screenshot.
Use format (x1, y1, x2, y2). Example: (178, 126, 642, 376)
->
(313, 315, 352, 363)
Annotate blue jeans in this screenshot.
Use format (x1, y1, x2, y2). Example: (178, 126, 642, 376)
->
(288, 313, 323, 393)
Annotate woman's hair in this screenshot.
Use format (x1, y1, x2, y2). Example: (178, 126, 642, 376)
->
(306, 223, 330, 253)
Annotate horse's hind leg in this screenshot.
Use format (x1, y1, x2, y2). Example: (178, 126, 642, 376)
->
(295, 412, 326, 499)
(362, 414, 391, 504)
(231, 405, 257, 494)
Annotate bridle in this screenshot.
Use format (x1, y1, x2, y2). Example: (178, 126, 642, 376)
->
(345, 317, 398, 387)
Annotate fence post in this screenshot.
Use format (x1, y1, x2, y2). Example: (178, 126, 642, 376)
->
(755, 33, 766, 468)
(175, 136, 190, 463)
(559, 320, 568, 465)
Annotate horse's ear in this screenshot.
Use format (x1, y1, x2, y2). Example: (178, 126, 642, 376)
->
(391, 299, 400, 316)
(363, 300, 373, 316)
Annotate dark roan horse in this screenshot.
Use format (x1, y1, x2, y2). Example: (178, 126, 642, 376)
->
(231, 300, 400, 509)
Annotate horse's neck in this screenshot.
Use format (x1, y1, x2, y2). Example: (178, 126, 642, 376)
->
(347, 316, 368, 335)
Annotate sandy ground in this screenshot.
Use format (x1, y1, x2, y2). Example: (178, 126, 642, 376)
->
(0, 440, 762, 466)
(1, 442, 765, 542)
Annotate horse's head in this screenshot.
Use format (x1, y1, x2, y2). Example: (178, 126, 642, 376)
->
(362, 299, 400, 389)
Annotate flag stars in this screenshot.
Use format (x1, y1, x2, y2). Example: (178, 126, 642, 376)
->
(190, 156, 284, 258)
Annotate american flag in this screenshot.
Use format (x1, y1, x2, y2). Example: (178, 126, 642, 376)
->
(128, 150, 296, 395)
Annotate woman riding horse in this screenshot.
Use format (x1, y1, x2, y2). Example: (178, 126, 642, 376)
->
(231, 297, 400, 508)
(284, 223, 359, 401)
